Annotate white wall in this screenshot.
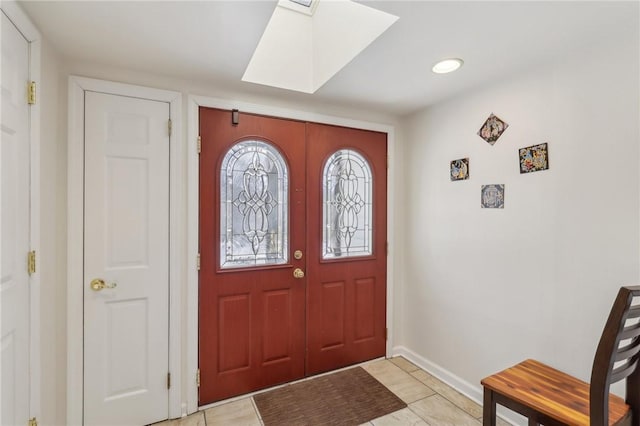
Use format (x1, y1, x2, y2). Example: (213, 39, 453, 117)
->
(397, 29, 639, 411)
(39, 37, 67, 426)
(36, 50, 401, 423)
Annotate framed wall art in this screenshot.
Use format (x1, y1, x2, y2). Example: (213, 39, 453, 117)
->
(481, 184, 505, 208)
(519, 142, 549, 173)
(450, 158, 469, 181)
(478, 113, 509, 145)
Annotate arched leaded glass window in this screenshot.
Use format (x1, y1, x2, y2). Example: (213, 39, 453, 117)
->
(322, 149, 373, 259)
(220, 140, 288, 268)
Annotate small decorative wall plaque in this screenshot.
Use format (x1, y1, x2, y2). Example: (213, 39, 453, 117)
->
(519, 142, 549, 173)
(481, 184, 505, 208)
(478, 113, 509, 145)
(450, 158, 469, 181)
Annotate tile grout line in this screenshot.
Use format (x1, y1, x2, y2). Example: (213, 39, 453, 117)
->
(407, 366, 483, 421)
(250, 396, 265, 426)
(406, 392, 438, 425)
(437, 390, 481, 419)
(428, 389, 484, 423)
(396, 359, 483, 425)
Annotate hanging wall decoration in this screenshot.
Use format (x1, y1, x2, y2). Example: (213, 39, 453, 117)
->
(450, 158, 469, 181)
(477, 113, 509, 145)
(481, 184, 505, 208)
(519, 142, 549, 174)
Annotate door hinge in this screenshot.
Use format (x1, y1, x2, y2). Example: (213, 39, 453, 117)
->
(27, 81, 36, 105)
(167, 372, 171, 389)
(168, 119, 173, 137)
(384, 328, 388, 340)
(197, 253, 201, 271)
(27, 251, 36, 275)
(196, 368, 201, 387)
(197, 136, 201, 155)
(386, 155, 390, 170)
(28, 418, 38, 426)
(386, 242, 389, 256)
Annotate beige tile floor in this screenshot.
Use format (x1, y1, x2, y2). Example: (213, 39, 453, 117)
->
(153, 357, 512, 426)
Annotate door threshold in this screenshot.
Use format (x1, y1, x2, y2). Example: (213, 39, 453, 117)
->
(197, 356, 387, 412)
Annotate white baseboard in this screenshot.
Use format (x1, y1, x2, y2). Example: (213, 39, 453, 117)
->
(391, 345, 526, 426)
(391, 346, 483, 405)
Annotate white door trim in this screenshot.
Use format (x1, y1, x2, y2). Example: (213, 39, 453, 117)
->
(67, 76, 183, 424)
(186, 95, 396, 414)
(0, 1, 42, 422)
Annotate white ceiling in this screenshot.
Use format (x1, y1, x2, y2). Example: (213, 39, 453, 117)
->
(18, 0, 639, 117)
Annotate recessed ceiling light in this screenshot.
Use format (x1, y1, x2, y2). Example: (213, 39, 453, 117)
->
(432, 58, 464, 74)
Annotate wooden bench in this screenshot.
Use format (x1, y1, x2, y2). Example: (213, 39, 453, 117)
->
(481, 286, 640, 426)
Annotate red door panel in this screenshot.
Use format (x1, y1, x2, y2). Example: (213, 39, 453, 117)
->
(218, 292, 251, 372)
(305, 123, 388, 375)
(198, 108, 306, 404)
(354, 277, 376, 341)
(319, 281, 346, 349)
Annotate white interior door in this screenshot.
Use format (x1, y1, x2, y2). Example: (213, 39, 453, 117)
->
(1, 10, 31, 426)
(84, 91, 170, 425)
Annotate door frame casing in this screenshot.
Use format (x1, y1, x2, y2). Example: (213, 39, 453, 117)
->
(186, 95, 396, 413)
(0, 1, 42, 421)
(67, 76, 183, 424)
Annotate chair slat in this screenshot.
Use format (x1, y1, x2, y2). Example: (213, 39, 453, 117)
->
(626, 305, 640, 319)
(619, 322, 640, 340)
(615, 340, 640, 362)
(610, 357, 639, 383)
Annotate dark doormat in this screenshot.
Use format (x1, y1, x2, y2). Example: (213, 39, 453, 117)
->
(253, 366, 407, 426)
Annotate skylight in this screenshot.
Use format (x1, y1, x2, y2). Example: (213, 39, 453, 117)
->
(242, 0, 398, 93)
(280, 0, 318, 16)
(290, 0, 312, 7)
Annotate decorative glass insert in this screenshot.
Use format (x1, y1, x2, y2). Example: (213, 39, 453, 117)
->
(220, 140, 288, 269)
(323, 149, 373, 259)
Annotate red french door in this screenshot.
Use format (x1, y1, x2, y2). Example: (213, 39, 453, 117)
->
(305, 123, 388, 375)
(198, 108, 387, 404)
(198, 109, 306, 403)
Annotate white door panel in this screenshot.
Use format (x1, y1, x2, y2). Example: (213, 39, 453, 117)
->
(84, 91, 169, 425)
(1, 11, 31, 426)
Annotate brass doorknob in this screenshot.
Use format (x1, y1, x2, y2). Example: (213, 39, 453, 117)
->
(90, 278, 117, 291)
(293, 268, 305, 279)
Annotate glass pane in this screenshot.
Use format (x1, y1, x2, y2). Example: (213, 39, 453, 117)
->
(322, 149, 373, 259)
(220, 140, 288, 269)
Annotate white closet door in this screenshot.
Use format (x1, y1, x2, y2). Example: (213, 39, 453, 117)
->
(1, 10, 31, 426)
(83, 91, 169, 425)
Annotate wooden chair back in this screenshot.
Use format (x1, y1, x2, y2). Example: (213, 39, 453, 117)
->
(590, 285, 640, 425)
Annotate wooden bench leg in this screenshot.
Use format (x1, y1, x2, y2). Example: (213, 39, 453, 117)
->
(483, 387, 497, 426)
